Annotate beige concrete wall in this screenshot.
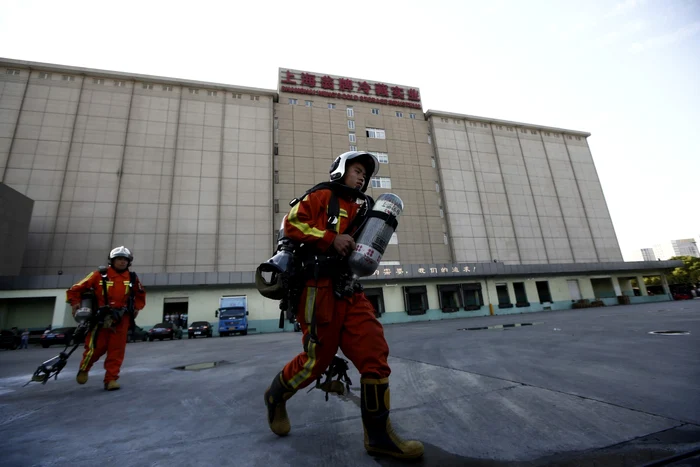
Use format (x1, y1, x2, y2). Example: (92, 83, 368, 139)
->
(0, 63, 275, 275)
(431, 116, 622, 265)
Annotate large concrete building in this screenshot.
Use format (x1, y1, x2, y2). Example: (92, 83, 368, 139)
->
(652, 239, 700, 260)
(0, 58, 681, 333)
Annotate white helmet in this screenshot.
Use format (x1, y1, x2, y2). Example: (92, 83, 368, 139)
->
(109, 246, 133, 266)
(329, 151, 380, 193)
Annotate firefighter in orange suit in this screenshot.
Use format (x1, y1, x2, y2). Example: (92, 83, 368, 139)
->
(263, 151, 423, 460)
(66, 246, 146, 391)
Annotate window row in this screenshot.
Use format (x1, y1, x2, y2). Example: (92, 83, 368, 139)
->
(286, 99, 415, 119)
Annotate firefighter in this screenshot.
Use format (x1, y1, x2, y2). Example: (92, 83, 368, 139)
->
(66, 246, 146, 391)
(263, 151, 424, 460)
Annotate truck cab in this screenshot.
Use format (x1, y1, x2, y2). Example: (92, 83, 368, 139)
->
(216, 296, 249, 336)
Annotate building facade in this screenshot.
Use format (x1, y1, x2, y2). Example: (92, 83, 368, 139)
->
(0, 58, 681, 333)
(641, 248, 656, 261)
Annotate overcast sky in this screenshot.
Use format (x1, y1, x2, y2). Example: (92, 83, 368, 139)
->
(2, 0, 698, 261)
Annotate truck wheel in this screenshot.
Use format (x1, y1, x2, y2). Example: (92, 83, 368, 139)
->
(241, 330, 247, 336)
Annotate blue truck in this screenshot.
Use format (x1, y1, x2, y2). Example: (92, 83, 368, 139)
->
(215, 296, 249, 336)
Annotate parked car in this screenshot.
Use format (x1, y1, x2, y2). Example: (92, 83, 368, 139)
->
(188, 321, 213, 339)
(127, 325, 149, 343)
(148, 322, 183, 341)
(40, 327, 77, 348)
(0, 330, 21, 350)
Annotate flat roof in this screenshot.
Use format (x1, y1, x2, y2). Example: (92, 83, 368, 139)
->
(0, 57, 278, 97)
(426, 109, 591, 137)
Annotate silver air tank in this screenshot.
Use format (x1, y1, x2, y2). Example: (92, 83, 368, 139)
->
(348, 193, 403, 277)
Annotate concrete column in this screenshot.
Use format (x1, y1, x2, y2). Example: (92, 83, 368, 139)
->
(661, 274, 672, 298)
(51, 294, 71, 327)
(612, 277, 622, 296)
(636, 276, 648, 296)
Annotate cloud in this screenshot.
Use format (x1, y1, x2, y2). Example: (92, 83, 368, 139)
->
(595, 19, 647, 47)
(631, 21, 700, 52)
(606, 0, 644, 18)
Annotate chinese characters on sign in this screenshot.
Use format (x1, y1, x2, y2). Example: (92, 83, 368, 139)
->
(279, 70, 422, 109)
(368, 264, 477, 279)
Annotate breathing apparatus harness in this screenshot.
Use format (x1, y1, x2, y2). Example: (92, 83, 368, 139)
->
(25, 267, 138, 386)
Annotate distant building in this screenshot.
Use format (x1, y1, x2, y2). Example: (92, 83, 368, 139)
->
(641, 248, 656, 261)
(652, 239, 700, 260)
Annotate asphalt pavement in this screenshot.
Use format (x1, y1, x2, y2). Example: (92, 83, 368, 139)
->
(1, 299, 699, 466)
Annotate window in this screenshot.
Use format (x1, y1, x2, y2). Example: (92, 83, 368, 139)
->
(371, 108, 380, 115)
(395, 111, 403, 118)
(439, 208, 444, 218)
(544, 132, 551, 136)
(348, 120, 355, 130)
(346, 106, 354, 118)
(349, 133, 356, 143)
(349, 145, 357, 151)
(371, 177, 391, 189)
(481, 123, 488, 128)
(575, 136, 581, 141)
(496, 283, 513, 308)
(274, 170, 279, 184)
(370, 151, 388, 164)
(366, 128, 386, 139)
(403, 286, 428, 315)
(305, 100, 312, 107)
(513, 282, 529, 307)
(409, 113, 416, 119)
(189, 88, 199, 94)
(443, 234, 448, 245)
(208, 90, 217, 97)
(438, 285, 461, 313)
(251, 95, 260, 101)
(93, 78, 104, 85)
(520, 128, 527, 134)
(428, 134, 432, 144)
(62, 75, 75, 82)
(431, 157, 436, 168)
(6, 69, 20, 76)
(389, 233, 398, 244)
(462, 283, 484, 310)
(163, 85, 173, 91)
(530, 130, 537, 135)
(364, 288, 385, 318)
(288, 98, 297, 105)
(497, 125, 503, 130)
(567, 135, 573, 140)
(435, 182, 440, 192)
(114, 80, 125, 87)
(142, 83, 154, 90)
(328, 103, 336, 109)
(441, 118, 448, 123)
(39, 72, 51, 80)
(274, 199, 279, 213)
(234, 93, 242, 99)
(536, 281, 552, 303)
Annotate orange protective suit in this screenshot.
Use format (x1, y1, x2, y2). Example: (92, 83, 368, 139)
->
(66, 267, 146, 383)
(280, 188, 390, 390)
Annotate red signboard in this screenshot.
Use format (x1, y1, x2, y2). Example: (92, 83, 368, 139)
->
(279, 70, 421, 108)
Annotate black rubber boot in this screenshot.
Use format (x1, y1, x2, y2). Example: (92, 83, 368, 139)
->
(264, 371, 296, 436)
(361, 376, 424, 459)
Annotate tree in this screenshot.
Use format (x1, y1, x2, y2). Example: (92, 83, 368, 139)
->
(666, 256, 700, 285)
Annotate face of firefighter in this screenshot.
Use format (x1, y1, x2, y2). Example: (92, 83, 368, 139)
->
(111, 257, 129, 271)
(342, 161, 367, 190)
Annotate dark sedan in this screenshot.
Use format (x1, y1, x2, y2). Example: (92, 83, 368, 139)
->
(0, 330, 21, 350)
(127, 325, 149, 343)
(188, 321, 213, 339)
(148, 322, 183, 341)
(40, 327, 77, 348)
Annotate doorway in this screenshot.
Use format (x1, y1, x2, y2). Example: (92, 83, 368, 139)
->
(163, 297, 189, 328)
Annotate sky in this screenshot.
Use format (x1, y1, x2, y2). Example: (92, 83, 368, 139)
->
(1, 0, 698, 261)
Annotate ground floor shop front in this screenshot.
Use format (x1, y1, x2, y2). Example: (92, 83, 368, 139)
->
(0, 260, 680, 336)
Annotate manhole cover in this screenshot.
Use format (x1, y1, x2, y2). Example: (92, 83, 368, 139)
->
(648, 330, 690, 336)
(174, 360, 231, 371)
